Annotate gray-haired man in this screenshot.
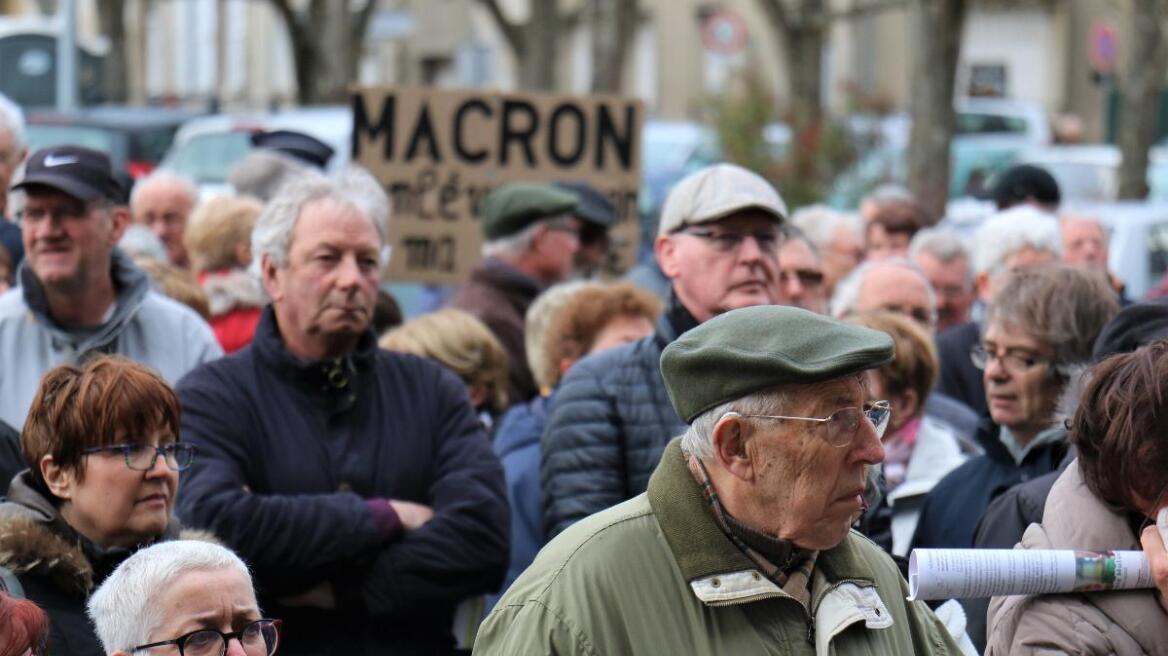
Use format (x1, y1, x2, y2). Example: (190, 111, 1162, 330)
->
(176, 168, 508, 655)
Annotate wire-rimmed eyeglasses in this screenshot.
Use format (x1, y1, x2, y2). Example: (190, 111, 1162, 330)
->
(724, 400, 891, 447)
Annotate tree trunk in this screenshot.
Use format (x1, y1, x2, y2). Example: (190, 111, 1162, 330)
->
(1117, 0, 1168, 200)
(522, 0, 560, 90)
(589, 0, 638, 93)
(96, 0, 129, 103)
(757, 0, 824, 120)
(906, 0, 966, 221)
(270, 0, 377, 105)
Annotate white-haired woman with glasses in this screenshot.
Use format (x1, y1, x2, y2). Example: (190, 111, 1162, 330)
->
(0, 356, 203, 656)
(89, 540, 280, 656)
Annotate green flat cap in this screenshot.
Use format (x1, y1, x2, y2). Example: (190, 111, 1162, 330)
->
(481, 183, 579, 240)
(660, 306, 895, 423)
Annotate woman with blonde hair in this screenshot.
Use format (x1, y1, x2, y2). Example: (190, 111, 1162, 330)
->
(490, 282, 661, 606)
(183, 195, 267, 353)
(380, 309, 510, 426)
(849, 311, 972, 556)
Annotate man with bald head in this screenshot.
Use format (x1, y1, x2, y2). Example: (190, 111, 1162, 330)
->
(831, 258, 979, 439)
(130, 171, 197, 268)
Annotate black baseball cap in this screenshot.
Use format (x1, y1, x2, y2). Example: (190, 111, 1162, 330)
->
(250, 130, 335, 169)
(554, 181, 616, 227)
(11, 145, 123, 202)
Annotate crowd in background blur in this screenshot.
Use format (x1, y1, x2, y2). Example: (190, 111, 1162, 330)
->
(0, 87, 1167, 656)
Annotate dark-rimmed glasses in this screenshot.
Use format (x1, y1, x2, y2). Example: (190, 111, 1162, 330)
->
(725, 400, 891, 447)
(970, 344, 1052, 375)
(680, 227, 782, 255)
(132, 618, 280, 656)
(779, 268, 825, 288)
(81, 443, 196, 472)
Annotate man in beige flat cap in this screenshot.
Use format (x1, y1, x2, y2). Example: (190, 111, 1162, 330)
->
(541, 163, 787, 538)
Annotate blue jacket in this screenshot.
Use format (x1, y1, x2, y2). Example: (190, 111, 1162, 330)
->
(541, 291, 695, 538)
(910, 419, 1069, 551)
(489, 393, 553, 606)
(176, 308, 509, 655)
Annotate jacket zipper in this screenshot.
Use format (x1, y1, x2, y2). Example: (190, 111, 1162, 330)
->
(806, 577, 875, 645)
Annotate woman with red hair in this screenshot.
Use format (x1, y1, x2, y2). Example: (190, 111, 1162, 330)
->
(0, 591, 49, 656)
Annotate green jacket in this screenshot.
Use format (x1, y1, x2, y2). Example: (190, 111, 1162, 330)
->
(475, 439, 962, 655)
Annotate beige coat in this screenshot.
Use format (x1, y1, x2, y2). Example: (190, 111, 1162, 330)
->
(985, 461, 1168, 655)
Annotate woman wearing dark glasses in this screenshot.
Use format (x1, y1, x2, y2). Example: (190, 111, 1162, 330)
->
(0, 356, 202, 656)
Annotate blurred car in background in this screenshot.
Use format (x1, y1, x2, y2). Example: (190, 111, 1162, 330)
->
(26, 105, 204, 180)
(828, 98, 1052, 209)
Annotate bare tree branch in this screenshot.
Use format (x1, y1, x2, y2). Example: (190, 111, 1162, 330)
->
(471, 0, 526, 55)
(351, 0, 380, 40)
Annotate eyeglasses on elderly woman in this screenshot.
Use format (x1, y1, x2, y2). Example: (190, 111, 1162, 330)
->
(80, 443, 196, 472)
(132, 619, 281, 656)
(723, 400, 891, 448)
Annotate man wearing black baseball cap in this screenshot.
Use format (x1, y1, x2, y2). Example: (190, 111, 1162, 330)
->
(0, 145, 221, 429)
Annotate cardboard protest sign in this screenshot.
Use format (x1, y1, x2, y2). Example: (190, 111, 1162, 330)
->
(351, 86, 643, 285)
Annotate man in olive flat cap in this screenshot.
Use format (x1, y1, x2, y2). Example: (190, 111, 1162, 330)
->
(477, 305, 965, 655)
(448, 182, 580, 406)
(542, 163, 787, 539)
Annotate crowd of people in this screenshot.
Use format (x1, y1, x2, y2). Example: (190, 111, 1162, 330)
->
(1, 90, 1167, 656)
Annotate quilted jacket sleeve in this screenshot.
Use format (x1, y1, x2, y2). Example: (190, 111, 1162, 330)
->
(541, 350, 628, 539)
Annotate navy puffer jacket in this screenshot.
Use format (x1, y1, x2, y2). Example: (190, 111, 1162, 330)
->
(541, 292, 694, 538)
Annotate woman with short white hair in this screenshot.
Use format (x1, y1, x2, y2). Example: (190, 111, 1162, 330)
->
(88, 540, 279, 656)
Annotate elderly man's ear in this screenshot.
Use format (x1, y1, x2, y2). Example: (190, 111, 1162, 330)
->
(710, 415, 756, 482)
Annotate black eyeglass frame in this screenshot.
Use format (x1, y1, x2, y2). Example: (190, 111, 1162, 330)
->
(131, 618, 281, 656)
(80, 443, 196, 472)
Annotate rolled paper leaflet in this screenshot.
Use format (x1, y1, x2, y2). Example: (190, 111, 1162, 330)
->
(907, 549, 1155, 601)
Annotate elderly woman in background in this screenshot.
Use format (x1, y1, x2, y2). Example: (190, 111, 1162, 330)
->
(183, 195, 268, 353)
(912, 264, 1120, 552)
(379, 308, 510, 428)
(0, 356, 200, 656)
(986, 342, 1168, 654)
(88, 540, 280, 656)
(490, 281, 660, 605)
(849, 312, 973, 556)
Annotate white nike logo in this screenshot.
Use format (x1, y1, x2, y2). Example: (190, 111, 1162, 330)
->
(43, 154, 79, 167)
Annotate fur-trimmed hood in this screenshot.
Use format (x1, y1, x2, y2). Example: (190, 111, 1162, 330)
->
(200, 268, 268, 317)
(0, 472, 216, 597)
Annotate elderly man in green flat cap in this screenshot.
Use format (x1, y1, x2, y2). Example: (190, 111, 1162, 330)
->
(475, 305, 965, 655)
(448, 182, 580, 406)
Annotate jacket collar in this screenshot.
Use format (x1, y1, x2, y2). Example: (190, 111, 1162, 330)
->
(647, 439, 877, 590)
(18, 248, 150, 351)
(656, 287, 700, 344)
(251, 305, 378, 402)
(471, 257, 544, 305)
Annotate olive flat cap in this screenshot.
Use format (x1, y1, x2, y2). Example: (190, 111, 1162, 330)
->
(481, 183, 579, 240)
(660, 305, 895, 423)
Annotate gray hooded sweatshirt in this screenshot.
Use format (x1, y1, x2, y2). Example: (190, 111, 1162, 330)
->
(0, 249, 222, 429)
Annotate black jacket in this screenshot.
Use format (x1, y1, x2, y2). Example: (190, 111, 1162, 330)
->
(175, 308, 509, 655)
(935, 321, 987, 417)
(541, 291, 696, 538)
(0, 472, 193, 656)
(0, 419, 20, 492)
(910, 419, 1069, 552)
